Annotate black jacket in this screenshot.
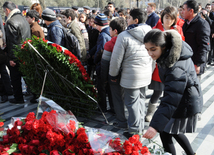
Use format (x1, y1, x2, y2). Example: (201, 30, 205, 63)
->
(5, 9, 31, 60)
(150, 30, 203, 132)
(182, 14, 210, 74)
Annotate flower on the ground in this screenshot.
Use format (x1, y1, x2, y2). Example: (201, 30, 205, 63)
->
(0, 110, 151, 155)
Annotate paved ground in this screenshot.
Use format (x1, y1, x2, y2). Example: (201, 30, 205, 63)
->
(1, 65, 214, 155)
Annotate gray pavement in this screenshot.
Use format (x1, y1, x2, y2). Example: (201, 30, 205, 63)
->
(1, 65, 214, 155)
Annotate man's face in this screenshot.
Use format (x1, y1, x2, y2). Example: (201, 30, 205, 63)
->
(62, 15, 70, 24)
(206, 5, 211, 11)
(108, 4, 115, 13)
(182, 4, 191, 20)
(119, 12, 126, 19)
(84, 9, 90, 14)
(3, 8, 10, 17)
(147, 5, 153, 14)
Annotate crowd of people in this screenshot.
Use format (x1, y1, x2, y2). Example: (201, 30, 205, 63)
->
(0, 0, 212, 154)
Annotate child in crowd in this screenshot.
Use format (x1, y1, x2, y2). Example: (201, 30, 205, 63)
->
(118, 9, 126, 19)
(101, 17, 127, 128)
(109, 8, 153, 138)
(26, 10, 45, 38)
(94, 13, 113, 113)
(143, 29, 202, 155)
(145, 6, 185, 122)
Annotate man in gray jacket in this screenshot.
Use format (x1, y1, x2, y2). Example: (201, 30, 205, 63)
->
(109, 8, 153, 138)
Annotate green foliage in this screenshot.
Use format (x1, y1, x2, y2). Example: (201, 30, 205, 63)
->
(14, 36, 97, 117)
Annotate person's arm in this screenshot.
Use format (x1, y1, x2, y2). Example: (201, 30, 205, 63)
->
(94, 35, 105, 64)
(6, 21, 20, 60)
(109, 34, 125, 80)
(50, 26, 64, 45)
(195, 20, 210, 66)
(101, 49, 112, 83)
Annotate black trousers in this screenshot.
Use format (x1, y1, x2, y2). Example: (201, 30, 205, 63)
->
(0, 64, 13, 96)
(96, 75, 113, 112)
(8, 64, 23, 101)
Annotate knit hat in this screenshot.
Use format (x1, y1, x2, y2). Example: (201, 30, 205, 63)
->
(94, 14, 108, 26)
(42, 8, 56, 21)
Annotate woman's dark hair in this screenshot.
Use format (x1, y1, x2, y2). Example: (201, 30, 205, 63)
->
(130, 8, 147, 24)
(144, 29, 172, 52)
(26, 10, 40, 22)
(161, 6, 177, 27)
(110, 17, 127, 34)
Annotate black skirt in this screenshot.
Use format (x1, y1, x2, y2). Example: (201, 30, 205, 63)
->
(163, 113, 200, 134)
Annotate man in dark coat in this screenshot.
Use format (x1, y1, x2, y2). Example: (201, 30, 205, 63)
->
(145, 2, 159, 28)
(182, 0, 210, 80)
(3, 1, 31, 103)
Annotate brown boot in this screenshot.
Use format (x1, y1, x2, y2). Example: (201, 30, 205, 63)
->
(145, 102, 159, 122)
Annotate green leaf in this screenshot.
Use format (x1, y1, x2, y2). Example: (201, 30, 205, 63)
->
(42, 150, 50, 155)
(7, 143, 18, 154)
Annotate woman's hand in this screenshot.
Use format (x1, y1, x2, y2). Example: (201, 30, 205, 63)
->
(143, 127, 157, 139)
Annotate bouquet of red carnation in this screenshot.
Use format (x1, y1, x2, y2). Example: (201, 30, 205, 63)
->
(0, 109, 153, 155)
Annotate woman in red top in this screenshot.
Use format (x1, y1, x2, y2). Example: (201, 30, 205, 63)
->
(145, 6, 185, 122)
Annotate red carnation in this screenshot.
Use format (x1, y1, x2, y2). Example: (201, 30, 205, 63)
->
(25, 112, 36, 122)
(77, 127, 86, 135)
(50, 150, 60, 155)
(141, 146, 151, 155)
(64, 49, 71, 56)
(129, 134, 140, 144)
(123, 140, 132, 154)
(0, 122, 4, 127)
(76, 132, 89, 143)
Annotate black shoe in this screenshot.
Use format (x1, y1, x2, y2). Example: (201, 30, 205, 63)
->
(113, 122, 128, 130)
(123, 131, 134, 139)
(30, 96, 38, 103)
(1, 95, 8, 103)
(9, 98, 25, 104)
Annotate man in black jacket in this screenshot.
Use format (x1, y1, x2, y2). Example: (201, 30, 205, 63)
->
(182, 0, 210, 80)
(3, 1, 31, 103)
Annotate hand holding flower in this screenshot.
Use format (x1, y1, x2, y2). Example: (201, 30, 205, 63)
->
(143, 127, 157, 139)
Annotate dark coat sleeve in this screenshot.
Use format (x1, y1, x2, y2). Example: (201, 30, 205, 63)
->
(6, 21, 20, 60)
(94, 34, 106, 64)
(149, 67, 187, 132)
(195, 20, 210, 66)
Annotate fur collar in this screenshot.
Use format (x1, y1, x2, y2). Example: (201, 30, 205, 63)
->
(157, 30, 182, 68)
(6, 9, 21, 23)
